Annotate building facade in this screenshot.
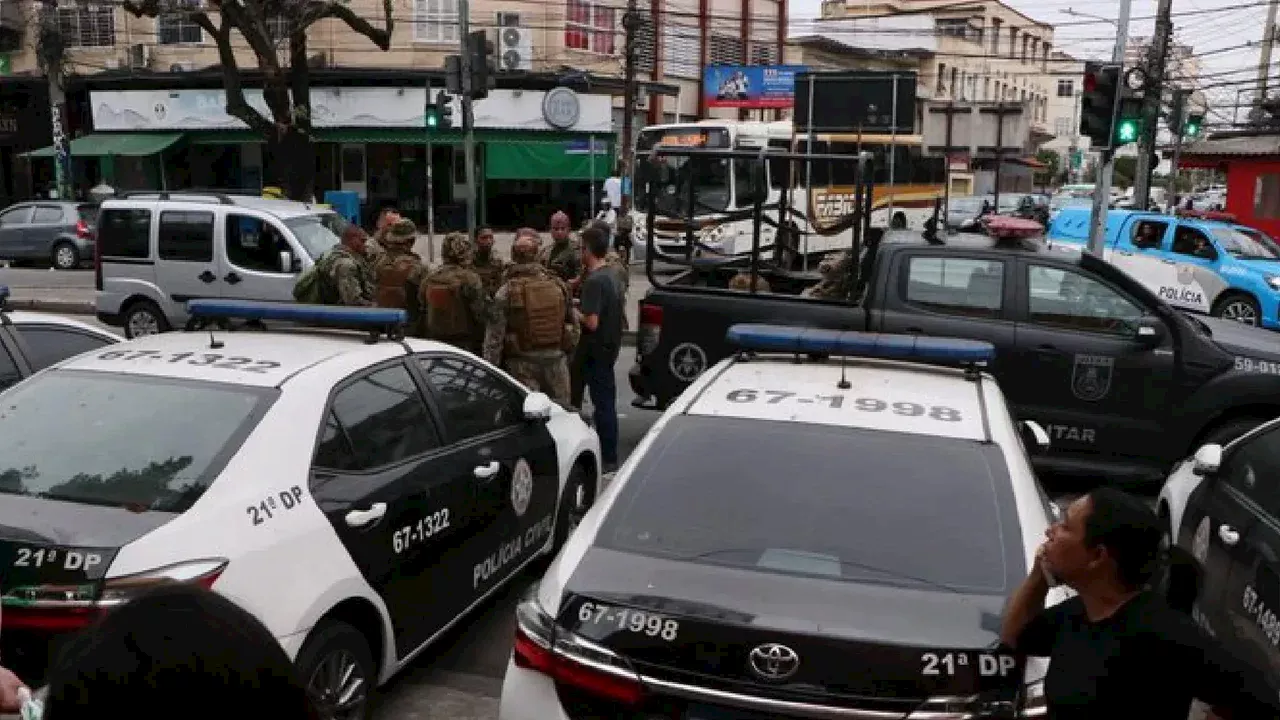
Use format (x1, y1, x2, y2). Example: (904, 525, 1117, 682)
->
(1040, 51, 1088, 183)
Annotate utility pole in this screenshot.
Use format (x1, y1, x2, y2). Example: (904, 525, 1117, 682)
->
(1255, 0, 1278, 117)
(619, 2, 640, 214)
(424, 79, 436, 264)
(1086, 0, 1133, 255)
(1133, 0, 1173, 210)
(458, 1, 477, 239)
(1167, 87, 1187, 209)
(38, 0, 70, 200)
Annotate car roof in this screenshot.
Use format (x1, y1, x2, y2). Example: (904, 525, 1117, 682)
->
(683, 357, 989, 441)
(53, 328, 429, 388)
(100, 193, 332, 220)
(882, 229, 1067, 255)
(5, 311, 123, 339)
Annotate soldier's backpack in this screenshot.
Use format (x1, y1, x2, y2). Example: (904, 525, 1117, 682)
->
(375, 254, 419, 309)
(292, 256, 329, 304)
(507, 275, 565, 352)
(422, 270, 475, 338)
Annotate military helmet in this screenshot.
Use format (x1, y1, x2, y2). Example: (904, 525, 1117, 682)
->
(384, 218, 417, 249)
(511, 237, 539, 264)
(441, 232, 473, 264)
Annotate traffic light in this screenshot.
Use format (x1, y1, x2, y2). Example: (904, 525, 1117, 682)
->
(1184, 111, 1204, 138)
(435, 89, 454, 129)
(425, 101, 441, 129)
(1080, 62, 1123, 149)
(467, 30, 496, 100)
(444, 54, 463, 95)
(1114, 96, 1143, 146)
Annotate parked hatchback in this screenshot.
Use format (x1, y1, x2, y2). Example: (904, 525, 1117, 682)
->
(0, 201, 98, 270)
(94, 191, 347, 338)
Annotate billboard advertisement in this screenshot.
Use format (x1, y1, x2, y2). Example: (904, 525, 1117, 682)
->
(703, 65, 806, 109)
(793, 71, 918, 134)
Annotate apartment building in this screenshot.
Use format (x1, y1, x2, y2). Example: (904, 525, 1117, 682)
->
(1040, 51, 1089, 183)
(0, 0, 784, 224)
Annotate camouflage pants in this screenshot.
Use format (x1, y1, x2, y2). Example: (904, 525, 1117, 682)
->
(505, 355, 571, 406)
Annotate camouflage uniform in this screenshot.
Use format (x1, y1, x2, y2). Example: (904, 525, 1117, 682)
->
(472, 246, 509, 298)
(729, 271, 771, 293)
(371, 219, 428, 335)
(802, 250, 855, 301)
(320, 244, 376, 306)
(484, 258, 578, 405)
(420, 233, 489, 354)
(538, 237, 582, 283)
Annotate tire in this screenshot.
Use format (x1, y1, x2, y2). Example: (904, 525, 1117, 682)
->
(51, 242, 79, 270)
(553, 461, 595, 551)
(295, 621, 376, 720)
(1201, 417, 1266, 447)
(1211, 292, 1261, 327)
(122, 300, 170, 339)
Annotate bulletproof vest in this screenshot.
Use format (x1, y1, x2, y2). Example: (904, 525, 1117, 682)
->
(474, 258, 505, 295)
(507, 275, 565, 352)
(374, 254, 418, 310)
(423, 269, 474, 339)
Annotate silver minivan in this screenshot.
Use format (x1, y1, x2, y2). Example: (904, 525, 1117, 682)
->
(93, 192, 346, 338)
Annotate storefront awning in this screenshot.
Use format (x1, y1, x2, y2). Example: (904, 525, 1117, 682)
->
(20, 132, 184, 158)
(485, 138, 614, 181)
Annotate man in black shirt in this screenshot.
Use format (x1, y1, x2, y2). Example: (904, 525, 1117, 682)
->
(575, 224, 623, 471)
(1001, 488, 1280, 719)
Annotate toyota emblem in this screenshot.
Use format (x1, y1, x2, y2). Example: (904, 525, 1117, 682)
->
(748, 643, 800, 681)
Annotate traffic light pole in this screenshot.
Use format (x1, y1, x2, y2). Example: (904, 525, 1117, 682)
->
(1087, 0, 1134, 256)
(1133, 0, 1174, 210)
(458, 0, 477, 239)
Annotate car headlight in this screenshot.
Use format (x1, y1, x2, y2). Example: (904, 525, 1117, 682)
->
(1266, 275, 1280, 292)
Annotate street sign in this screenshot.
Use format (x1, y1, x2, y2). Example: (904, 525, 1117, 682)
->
(1070, 150, 1083, 169)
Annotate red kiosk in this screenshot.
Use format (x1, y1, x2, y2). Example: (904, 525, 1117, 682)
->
(1177, 130, 1280, 239)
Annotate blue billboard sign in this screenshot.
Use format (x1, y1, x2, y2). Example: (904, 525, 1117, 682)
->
(703, 65, 807, 110)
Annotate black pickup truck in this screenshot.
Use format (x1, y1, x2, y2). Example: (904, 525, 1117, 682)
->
(629, 231, 1280, 482)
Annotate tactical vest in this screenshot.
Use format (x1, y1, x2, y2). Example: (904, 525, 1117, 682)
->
(507, 275, 565, 352)
(423, 271, 474, 339)
(374, 254, 418, 310)
(474, 258, 505, 296)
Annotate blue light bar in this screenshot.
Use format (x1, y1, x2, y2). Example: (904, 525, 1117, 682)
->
(186, 299, 407, 328)
(725, 324, 996, 364)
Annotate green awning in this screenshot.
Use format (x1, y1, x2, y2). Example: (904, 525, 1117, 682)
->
(188, 130, 263, 145)
(485, 138, 614, 181)
(20, 132, 184, 158)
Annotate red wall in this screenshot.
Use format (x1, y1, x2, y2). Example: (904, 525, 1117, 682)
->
(1226, 158, 1280, 239)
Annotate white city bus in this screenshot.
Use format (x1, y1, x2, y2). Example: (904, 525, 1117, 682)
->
(630, 119, 948, 262)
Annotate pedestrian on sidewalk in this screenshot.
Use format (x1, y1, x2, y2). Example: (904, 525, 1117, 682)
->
(574, 224, 623, 471)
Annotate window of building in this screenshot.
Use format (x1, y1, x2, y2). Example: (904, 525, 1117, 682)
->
(1053, 117, 1072, 136)
(57, 4, 114, 47)
(157, 0, 201, 44)
(936, 18, 967, 38)
(936, 63, 947, 93)
(265, 15, 290, 40)
(1256, 174, 1280, 220)
(634, 11, 656, 73)
(750, 42, 776, 66)
(950, 67, 958, 99)
(709, 34, 744, 65)
(1057, 79, 1074, 97)
(566, 0, 616, 54)
(1008, 27, 1017, 58)
(990, 18, 1001, 53)
(662, 23, 699, 79)
(414, 0, 459, 43)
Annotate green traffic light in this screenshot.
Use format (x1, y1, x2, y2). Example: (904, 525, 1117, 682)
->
(1185, 121, 1201, 137)
(426, 113, 439, 129)
(1116, 119, 1139, 144)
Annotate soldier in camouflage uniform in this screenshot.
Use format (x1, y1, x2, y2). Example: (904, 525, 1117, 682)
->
(802, 250, 855, 301)
(372, 219, 428, 334)
(538, 211, 582, 283)
(366, 206, 403, 264)
(485, 236, 578, 405)
(471, 226, 509, 298)
(319, 224, 377, 306)
(420, 233, 489, 354)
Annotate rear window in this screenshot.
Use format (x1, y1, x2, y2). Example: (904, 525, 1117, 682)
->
(97, 208, 151, 258)
(0, 371, 273, 512)
(77, 204, 100, 223)
(597, 416, 1023, 594)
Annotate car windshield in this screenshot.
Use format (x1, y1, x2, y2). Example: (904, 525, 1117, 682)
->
(1211, 227, 1280, 260)
(597, 416, 1021, 594)
(634, 127, 733, 214)
(286, 212, 347, 260)
(0, 371, 273, 513)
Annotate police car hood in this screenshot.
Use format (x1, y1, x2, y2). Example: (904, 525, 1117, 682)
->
(1196, 315, 1280, 356)
(558, 547, 1022, 698)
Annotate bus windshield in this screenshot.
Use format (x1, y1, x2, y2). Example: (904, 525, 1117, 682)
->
(635, 127, 734, 215)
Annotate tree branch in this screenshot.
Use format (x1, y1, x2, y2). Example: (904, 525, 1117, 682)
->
(209, 18, 275, 137)
(288, 30, 313, 135)
(304, 0, 394, 51)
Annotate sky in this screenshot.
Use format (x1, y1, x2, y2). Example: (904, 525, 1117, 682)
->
(789, 0, 1277, 131)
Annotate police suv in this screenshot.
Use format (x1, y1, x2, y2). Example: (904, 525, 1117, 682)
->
(0, 300, 600, 719)
(501, 325, 1069, 720)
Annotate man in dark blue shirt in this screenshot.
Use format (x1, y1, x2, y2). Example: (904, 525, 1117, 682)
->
(575, 224, 623, 471)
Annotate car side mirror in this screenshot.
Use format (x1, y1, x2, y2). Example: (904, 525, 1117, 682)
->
(1020, 420, 1051, 454)
(1134, 317, 1165, 348)
(1192, 443, 1223, 476)
(522, 392, 554, 421)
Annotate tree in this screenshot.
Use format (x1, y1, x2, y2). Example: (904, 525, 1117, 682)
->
(1112, 156, 1137, 188)
(122, 0, 394, 200)
(1034, 148, 1061, 189)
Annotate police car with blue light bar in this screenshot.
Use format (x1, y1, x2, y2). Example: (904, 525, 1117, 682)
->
(501, 323, 1070, 720)
(0, 300, 600, 719)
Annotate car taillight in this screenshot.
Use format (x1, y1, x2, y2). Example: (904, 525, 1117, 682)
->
(512, 599, 645, 706)
(1, 559, 227, 632)
(637, 302, 663, 357)
(75, 220, 90, 239)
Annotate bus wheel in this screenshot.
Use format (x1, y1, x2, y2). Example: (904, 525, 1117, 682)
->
(891, 212, 907, 229)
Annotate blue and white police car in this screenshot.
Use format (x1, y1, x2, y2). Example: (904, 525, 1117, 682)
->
(500, 325, 1069, 720)
(0, 300, 600, 719)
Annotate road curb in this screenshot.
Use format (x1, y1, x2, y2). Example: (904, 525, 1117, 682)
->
(7, 297, 96, 315)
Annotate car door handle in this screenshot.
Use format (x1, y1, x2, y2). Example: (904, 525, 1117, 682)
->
(224, 272, 242, 284)
(473, 461, 501, 480)
(198, 270, 217, 283)
(344, 503, 387, 528)
(1219, 524, 1241, 546)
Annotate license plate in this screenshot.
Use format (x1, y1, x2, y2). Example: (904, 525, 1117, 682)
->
(0, 541, 116, 590)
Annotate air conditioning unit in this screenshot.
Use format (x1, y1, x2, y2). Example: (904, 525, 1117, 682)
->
(495, 25, 532, 71)
(128, 43, 151, 69)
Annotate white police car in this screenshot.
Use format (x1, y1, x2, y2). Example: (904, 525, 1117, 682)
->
(500, 324, 1068, 720)
(0, 285, 122, 392)
(0, 300, 600, 719)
